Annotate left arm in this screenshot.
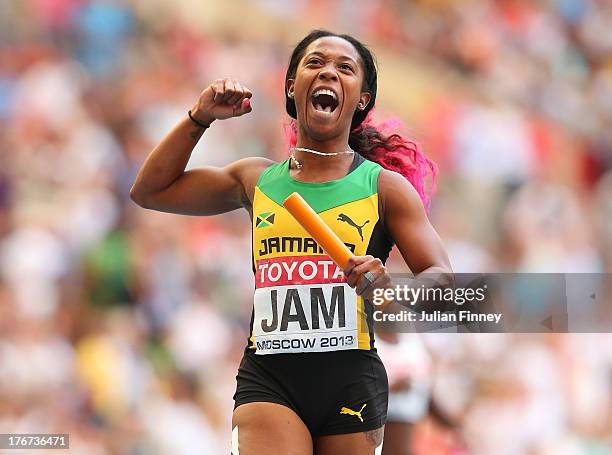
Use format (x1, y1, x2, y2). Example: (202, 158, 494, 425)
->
(344, 169, 452, 304)
(379, 169, 451, 275)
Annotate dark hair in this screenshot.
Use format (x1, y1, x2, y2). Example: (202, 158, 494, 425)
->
(285, 29, 377, 130)
(285, 30, 438, 208)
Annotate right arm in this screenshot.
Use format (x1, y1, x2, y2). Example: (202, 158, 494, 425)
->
(129, 78, 273, 216)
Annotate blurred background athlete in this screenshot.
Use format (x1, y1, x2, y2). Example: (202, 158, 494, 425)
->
(131, 30, 451, 455)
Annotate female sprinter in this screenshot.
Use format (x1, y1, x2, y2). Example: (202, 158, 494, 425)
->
(130, 30, 452, 455)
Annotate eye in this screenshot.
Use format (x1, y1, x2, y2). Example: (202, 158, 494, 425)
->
(307, 58, 322, 65)
(339, 63, 354, 72)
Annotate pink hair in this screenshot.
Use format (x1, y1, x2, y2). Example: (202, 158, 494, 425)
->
(283, 111, 438, 209)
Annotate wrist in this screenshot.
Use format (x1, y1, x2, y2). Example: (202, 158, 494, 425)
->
(189, 106, 215, 128)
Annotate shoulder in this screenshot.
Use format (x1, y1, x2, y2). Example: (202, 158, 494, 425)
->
(228, 156, 278, 185)
(227, 156, 276, 176)
(377, 169, 426, 219)
(226, 156, 278, 207)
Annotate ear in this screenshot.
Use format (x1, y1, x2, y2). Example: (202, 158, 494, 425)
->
(286, 79, 295, 98)
(358, 92, 371, 110)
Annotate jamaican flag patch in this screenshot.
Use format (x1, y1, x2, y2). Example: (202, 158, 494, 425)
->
(255, 211, 275, 228)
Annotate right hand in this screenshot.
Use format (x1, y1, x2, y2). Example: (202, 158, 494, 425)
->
(191, 78, 253, 125)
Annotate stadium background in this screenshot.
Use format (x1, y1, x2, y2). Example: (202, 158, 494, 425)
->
(1, 0, 611, 453)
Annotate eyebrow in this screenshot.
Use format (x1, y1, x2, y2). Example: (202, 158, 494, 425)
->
(305, 51, 358, 65)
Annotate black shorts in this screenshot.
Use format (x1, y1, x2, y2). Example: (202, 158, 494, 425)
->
(233, 349, 388, 436)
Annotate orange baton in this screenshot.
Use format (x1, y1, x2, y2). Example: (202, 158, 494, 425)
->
(282, 192, 354, 270)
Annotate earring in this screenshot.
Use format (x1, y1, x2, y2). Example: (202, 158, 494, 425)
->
(288, 92, 294, 99)
(358, 103, 364, 110)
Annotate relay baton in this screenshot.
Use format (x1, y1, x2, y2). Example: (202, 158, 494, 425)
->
(282, 192, 354, 270)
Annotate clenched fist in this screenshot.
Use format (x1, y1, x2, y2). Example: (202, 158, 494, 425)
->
(190, 78, 253, 125)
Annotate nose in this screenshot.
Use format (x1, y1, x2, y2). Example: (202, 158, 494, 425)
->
(318, 64, 338, 82)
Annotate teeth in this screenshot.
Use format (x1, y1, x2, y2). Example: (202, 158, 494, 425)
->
(312, 89, 337, 100)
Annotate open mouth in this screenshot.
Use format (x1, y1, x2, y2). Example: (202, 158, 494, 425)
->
(310, 88, 339, 114)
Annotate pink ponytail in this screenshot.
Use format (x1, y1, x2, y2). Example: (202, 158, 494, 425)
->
(284, 111, 438, 209)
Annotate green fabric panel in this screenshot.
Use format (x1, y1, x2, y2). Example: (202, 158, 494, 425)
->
(256, 158, 382, 213)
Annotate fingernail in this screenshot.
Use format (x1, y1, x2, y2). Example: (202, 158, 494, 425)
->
(242, 98, 251, 108)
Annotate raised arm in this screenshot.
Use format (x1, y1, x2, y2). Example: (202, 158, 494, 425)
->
(129, 79, 273, 215)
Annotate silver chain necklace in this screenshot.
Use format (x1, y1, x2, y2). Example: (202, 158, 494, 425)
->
(289, 146, 354, 170)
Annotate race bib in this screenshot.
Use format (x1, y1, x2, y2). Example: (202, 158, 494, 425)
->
(252, 255, 358, 354)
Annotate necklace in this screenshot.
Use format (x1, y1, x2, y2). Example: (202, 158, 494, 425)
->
(289, 146, 354, 170)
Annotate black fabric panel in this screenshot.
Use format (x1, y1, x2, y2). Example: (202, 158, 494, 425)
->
(349, 152, 365, 171)
(365, 219, 395, 264)
(365, 219, 395, 349)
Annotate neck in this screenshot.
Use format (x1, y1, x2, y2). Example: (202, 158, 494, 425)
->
(293, 127, 352, 170)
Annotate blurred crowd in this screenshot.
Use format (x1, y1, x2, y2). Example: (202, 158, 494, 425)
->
(0, 0, 611, 453)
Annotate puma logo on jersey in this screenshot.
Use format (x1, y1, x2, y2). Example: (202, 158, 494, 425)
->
(337, 213, 369, 241)
(340, 403, 367, 422)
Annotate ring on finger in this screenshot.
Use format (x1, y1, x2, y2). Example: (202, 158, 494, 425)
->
(363, 271, 376, 286)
